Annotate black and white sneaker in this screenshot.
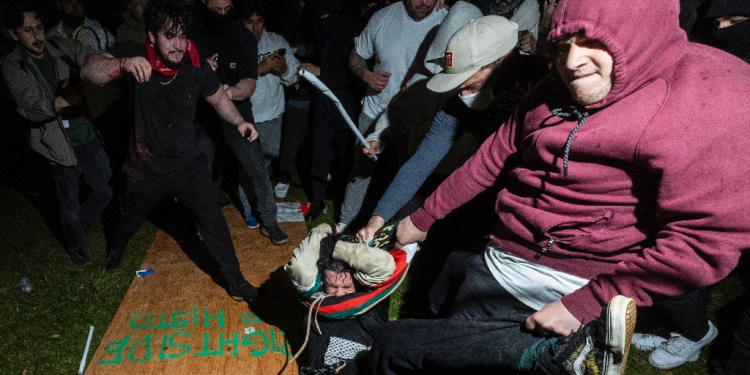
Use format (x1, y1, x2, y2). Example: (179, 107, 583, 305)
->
(552, 295, 637, 375)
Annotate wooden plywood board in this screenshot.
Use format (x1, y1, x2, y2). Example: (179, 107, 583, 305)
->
(85, 206, 309, 375)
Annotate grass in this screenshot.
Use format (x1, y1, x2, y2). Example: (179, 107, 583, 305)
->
(1, 176, 746, 375)
(0, 186, 156, 375)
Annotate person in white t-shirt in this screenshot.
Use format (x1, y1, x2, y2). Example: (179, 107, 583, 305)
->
(306, 0, 447, 225)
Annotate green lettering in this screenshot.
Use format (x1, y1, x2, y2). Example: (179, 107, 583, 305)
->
(130, 313, 153, 330)
(98, 335, 131, 365)
(240, 312, 262, 324)
(168, 332, 193, 359)
(171, 311, 188, 329)
(241, 331, 268, 357)
(128, 335, 152, 363)
(192, 306, 198, 326)
(192, 332, 223, 357)
(219, 331, 239, 357)
(159, 335, 168, 361)
(147, 312, 172, 330)
(203, 309, 225, 328)
(270, 328, 278, 352)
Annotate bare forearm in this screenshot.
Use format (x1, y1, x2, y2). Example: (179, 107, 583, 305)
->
(349, 49, 370, 81)
(211, 90, 245, 126)
(228, 78, 256, 101)
(81, 53, 122, 85)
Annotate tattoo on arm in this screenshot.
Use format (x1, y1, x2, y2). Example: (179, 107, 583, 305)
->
(349, 49, 369, 81)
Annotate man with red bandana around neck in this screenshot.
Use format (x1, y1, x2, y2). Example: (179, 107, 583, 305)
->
(336, 0, 750, 374)
(81, 0, 261, 302)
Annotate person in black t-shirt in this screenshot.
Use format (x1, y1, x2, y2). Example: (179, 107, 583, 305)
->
(81, 0, 259, 301)
(191, 0, 288, 245)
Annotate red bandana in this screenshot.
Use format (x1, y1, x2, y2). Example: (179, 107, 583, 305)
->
(142, 38, 201, 77)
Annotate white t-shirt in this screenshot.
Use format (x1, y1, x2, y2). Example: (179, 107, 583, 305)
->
(484, 239, 589, 311)
(252, 30, 300, 123)
(354, 2, 447, 119)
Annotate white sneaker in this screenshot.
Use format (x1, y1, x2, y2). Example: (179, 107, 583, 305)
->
(632, 333, 668, 351)
(274, 183, 289, 199)
(648, 321, 718, 369)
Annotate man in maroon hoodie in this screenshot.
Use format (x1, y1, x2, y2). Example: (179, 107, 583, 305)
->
(341, 0, 750, 374)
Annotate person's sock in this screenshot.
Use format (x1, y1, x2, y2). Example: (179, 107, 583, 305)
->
(519, 337, 558, 373)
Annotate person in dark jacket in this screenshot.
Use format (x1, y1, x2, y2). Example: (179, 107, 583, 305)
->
(2, 1, 113, 266)
(305, 0, 362, 221)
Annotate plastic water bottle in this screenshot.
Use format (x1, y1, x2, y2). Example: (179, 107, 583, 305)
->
(19, 277, 32, 293)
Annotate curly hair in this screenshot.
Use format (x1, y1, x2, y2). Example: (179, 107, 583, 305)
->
(143, 0, 192, 36)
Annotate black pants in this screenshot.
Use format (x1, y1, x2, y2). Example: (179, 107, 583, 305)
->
(278, 103, 309, 185)
(340, 254, 552, 375)
(48, 137, 113, 253)
(109, 156, 241, 275)
(310, 90, 357, 203)
(656, 287, 712, 341)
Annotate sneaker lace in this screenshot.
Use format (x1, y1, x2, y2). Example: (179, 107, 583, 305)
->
(662, 333, 690, 355)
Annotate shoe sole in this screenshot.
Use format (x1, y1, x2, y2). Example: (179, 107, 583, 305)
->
(605, 296, 637, 375)
(260, 227, 288, 245)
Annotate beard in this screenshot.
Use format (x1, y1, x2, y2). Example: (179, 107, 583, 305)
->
(567, 80, 612, 106)
(405, 0, 433, 21)
(160, 50, 185, 70)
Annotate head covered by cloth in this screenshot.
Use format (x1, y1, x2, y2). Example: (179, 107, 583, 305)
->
(427, 15, 518, 92)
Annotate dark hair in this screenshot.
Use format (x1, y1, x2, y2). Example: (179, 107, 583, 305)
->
(235, 0, 265, 21)
(2, 1, 41, 30)
(318, 257, 354, 275)
(143, 0, 192, 36)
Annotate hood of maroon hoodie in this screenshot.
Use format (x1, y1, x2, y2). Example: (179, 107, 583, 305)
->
(547, 0, 688, 110)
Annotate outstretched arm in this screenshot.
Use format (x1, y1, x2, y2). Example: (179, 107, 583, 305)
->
(205, 87, 258, 141)
(81, 53, 152, 85)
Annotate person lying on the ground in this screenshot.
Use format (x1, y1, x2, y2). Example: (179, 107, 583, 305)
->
(286, 224, 397, 300)
(286, 224, 407, 373)
(336, 0, 750, 373)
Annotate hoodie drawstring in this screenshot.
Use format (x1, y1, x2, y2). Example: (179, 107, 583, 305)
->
(551, 108, 589, 178)
(289, 293, 334, 364)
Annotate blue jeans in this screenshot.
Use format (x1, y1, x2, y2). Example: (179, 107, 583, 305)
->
(255, 115, 283, 168)
(221, 120, 278, 225)
(48, 137, 112, 253)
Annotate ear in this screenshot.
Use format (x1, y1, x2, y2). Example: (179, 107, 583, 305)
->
(148, 30, 156, 45)
(8, 29, 18, 42)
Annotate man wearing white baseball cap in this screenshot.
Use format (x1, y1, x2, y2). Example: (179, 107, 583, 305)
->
(356, 15, 548, 242)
